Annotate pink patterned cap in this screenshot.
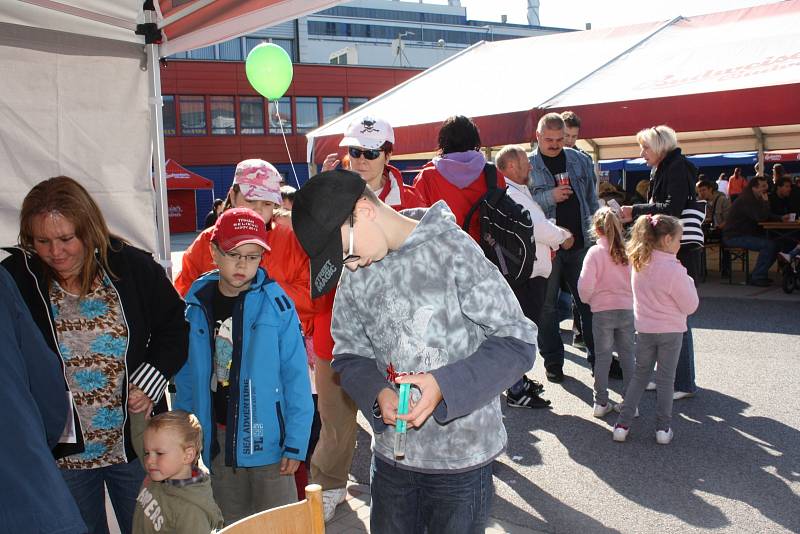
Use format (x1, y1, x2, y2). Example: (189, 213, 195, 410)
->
(233, 159, 282, 205)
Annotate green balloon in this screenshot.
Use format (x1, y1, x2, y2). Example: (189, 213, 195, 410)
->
(245, 43, 293, 100)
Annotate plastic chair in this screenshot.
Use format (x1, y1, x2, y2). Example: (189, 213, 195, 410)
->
(218, 484, 325, 534)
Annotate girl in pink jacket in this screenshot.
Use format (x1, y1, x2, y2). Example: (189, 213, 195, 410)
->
(613, 214, 698, 445)
(578, 207, 634, 419)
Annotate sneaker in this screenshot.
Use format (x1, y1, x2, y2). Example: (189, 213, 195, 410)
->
(522, 375, 545, 394)
(673, 391, 695, 400)
(593, 403, 614, 418)
(609, 359, 623, 380)
(545, 368, 565, 383)
(656, 428, 674, 445)
(322, 488, 347, 522)
(645, 381, 657, 391)
(779, 252, 792, 263)
(572, 333, 587, 350)
(612, 425, 629, 442)
(506, 384, 552, 409)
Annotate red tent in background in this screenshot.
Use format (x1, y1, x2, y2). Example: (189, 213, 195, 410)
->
(165, 159, 214, 234)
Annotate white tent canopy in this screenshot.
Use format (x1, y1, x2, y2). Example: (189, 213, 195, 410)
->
(307, 1, 800, 165)
(0, 0, 341, 262)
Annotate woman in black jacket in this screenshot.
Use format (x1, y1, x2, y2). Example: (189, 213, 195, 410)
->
(621, 125, 699, 400)
(1, 176, 188, 534)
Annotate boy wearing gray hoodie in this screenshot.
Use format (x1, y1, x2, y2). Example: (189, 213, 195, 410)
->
(291, 170, 537, 533)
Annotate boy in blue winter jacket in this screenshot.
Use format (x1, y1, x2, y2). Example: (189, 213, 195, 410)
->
(174, 208, 313, 525)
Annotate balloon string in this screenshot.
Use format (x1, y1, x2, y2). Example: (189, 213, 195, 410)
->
(274, 101, 300, 189)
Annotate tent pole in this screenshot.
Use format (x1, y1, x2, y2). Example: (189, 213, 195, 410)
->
(753, 127, 765, 176)
(144, 9, 172, 276)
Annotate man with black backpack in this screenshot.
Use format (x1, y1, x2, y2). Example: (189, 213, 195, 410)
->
(530, 113, 600, 384)
(497, 145, 574, 408)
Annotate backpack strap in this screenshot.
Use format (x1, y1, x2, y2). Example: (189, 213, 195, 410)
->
(461, 163, 497, 232)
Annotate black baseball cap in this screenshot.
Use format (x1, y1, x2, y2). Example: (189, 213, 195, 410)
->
(292, 169, 367, 298)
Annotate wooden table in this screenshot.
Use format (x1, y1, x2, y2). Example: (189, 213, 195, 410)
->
(759, 221, 800, 241)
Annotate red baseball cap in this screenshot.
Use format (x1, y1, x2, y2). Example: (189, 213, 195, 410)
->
(211, 208, 271, 252)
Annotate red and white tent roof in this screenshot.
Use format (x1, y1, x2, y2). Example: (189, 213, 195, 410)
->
(307, 0, 800, 162)
(2, 0, 341, 56)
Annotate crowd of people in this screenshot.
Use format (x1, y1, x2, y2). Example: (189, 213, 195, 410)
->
(4, 108, 797, 534)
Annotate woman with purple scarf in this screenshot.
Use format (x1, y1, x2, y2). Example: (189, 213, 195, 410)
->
(413, 115, 505, 242)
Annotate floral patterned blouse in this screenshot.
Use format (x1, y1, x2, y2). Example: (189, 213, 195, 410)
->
(52, 274, 129, 469)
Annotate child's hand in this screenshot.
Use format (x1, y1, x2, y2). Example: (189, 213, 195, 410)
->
(128, 385, 153, 416)
(376, 387, 399, 426)
(395, 373, 442, 429)
(279, 457, 301, 476)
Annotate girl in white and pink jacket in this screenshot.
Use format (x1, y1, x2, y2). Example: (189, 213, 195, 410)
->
(613, 214, 699, 445)
(578, 207, 633, 419)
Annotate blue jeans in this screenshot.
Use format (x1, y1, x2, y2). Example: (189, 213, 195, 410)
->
(61, 461, 145, 534)
(723, 235, 778, 280)
(539, 247, 595, 370)
(370, 456, 493, 534)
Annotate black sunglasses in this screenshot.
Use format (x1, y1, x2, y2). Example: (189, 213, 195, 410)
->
(348, 147, 383, 160)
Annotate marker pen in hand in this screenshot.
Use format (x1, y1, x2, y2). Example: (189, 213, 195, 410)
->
(394, 383, 411, 459)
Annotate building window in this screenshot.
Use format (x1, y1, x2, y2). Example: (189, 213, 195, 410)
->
(189, 45, 215, 60)
(218, 38, 242, 61)
(162, 95, 176, 136)
(295, 97, 319, 134)
(347, 97, 368, 111)
(269, 97, 292, 134)
(210, 96, 235, 135)
(245, 37, 265, 57)
(271, 39, 296, 62)
(240, 97, 265, 135)
(179, 96, 206, 135)
(322, 97, 344, 124)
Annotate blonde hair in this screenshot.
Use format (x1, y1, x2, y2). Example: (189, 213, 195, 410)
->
(591, 207, 628, 265)
(627, 214, 682, 272)
(19, 176, 118, 297)
(635, 179, 650, 200)
(636, 125, 678, 161)
(146, 410, 203, 464)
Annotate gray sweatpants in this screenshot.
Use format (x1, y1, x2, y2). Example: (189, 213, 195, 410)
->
(592, 309, 635, 406)
(617, 332, 683, 432)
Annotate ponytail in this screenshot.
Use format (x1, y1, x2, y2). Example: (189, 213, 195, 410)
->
(591, 207, 628, 265)
(627, 214, 682, 271)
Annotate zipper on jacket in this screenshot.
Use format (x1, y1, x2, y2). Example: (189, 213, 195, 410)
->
(228, 297, 246, 469)
(21, 249, 85, 447)
(275, 402, 286, 448)
(104, 261, 132, 463)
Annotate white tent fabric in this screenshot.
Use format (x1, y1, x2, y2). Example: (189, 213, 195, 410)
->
(543, 4, 800, 108)
(306, 1, 800, 162)
(0, 0, 342, 259)
(0, 23, 154, 250)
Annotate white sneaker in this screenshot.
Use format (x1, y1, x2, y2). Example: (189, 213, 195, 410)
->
(779, 252, 792, 263)
(673, 391, 695, 401)
(613, 404, 639, 417)
(322, 487, 347, 522)
(613, 425, 629, 442)
(646, 381, 657, 391)
(656, 428, 674, 445)
(593, 403, 614, 418)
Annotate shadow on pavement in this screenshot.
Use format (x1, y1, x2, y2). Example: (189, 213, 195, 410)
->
(498, 388, 800, 532)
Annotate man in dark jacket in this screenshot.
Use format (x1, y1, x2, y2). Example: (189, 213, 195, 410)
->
(724, 176, 788, 286)
(768, 177, 800, 216)
(0, 267, 86, 534)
